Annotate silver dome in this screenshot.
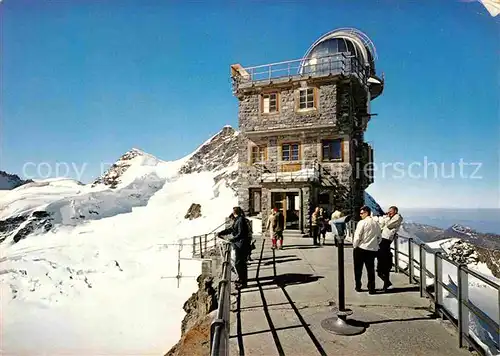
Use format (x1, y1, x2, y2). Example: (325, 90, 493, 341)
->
(300, 28, 383, 98)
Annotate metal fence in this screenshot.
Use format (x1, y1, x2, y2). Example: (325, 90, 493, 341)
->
(392, 236, 500, 355)
(210, 239, 232, 356)
(232, 53, 368, 90)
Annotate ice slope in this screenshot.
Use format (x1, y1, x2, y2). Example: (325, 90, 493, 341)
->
(0, 130, 239, 355)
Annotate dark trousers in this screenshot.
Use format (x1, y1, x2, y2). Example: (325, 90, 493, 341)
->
(377, 239, 393, 284)
(353, 247, 377, 291)
(234, 246, 248, 285)
(311, 225, 319, 245)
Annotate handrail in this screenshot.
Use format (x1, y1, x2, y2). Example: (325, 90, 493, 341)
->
(392, 235, 500, 355)
(256, 160, 320, 184)
(232, 53, 369, 90)
(210, 239, 232, 356)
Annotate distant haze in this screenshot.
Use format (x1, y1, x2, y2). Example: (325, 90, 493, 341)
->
(401, 208, 500, 235)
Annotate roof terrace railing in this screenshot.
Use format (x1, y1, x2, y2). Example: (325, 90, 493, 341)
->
(392, 236, 500, 355)
(231, 53, 369, 90)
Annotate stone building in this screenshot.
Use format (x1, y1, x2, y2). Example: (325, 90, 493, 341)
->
(230, 28, 384, 233)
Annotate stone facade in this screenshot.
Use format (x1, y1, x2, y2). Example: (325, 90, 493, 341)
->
(235, 75, 373, 231)
(239, 83, 337, 133)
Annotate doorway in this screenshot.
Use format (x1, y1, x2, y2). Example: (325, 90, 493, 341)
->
(271, 191, 300, 230)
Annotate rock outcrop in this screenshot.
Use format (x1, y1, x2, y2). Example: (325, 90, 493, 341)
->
(0, 171, 32, 190)
(445, 240, 500, 279)
(184, 203, 202, 220)
(0, 211, 53, 244)
(166, 274, 218, 356)
(179, 126, 239, 191)
(92, 148, 157, 188)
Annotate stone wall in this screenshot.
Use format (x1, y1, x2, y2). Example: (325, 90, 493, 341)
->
(236, 76, 372, 228)
(239, 83, 337, 133)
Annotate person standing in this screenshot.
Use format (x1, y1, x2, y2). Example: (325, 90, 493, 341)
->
(266, 209, 277, 249)
(319, 207, 328, 245)
(273, 208, 285, 249)
(352, 205, 381, 294)
(311, 207, 321, 246)
(217, 206, 250, 289)
(377, 206, 403, 291)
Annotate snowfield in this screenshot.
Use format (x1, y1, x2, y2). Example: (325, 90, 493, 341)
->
(1, 133, 238, 355)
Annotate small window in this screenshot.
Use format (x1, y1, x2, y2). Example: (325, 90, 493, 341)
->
(251, 145, 266, 164)
(262, 93, 278, 113)
(282, 143, 300, 161)
(249, 188, 262, 216)
(322, 139, 343, 161)
(298, 88, 315, 110)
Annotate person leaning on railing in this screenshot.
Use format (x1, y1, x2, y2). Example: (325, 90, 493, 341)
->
(376, 206, 403, 291)
(217, 207, 250, 289)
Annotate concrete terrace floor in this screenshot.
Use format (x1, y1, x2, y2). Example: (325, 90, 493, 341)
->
(228, 234, 472, 356)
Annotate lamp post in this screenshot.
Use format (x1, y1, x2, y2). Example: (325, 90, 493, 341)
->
(321, 215, 366, 335)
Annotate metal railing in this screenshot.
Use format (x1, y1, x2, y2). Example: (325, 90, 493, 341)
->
(210, 239, 232, 356)
(392, 235, 500, 355)
(178, 221, 228, 258)
(232, 53, 368, 90)
(255, 160, 320, 184)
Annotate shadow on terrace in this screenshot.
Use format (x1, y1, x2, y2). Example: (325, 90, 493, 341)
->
(227, 235, 472, 356)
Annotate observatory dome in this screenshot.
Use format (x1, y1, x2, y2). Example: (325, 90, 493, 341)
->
(301, 28, 383, 99)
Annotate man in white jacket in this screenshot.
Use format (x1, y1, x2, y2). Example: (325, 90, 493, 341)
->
(352, 205, 381, 294)
(377, 206, 403, 291)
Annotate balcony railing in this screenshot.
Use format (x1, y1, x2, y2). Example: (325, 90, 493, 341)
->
(392, 235, 500, 355)
(253, 160, 320, 184)
(231, 53, 369, 91)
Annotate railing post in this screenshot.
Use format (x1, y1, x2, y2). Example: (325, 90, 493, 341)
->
(199, 236, 204, 259)
(204, 234, 208, 253)
(457, 264, 469, 348)
(419, 244, 426, 297)
(408, 238, 414, 283)
(393, 236, 399, 273)
(434, 252, 443, 314)
(192, 236, 196, 257)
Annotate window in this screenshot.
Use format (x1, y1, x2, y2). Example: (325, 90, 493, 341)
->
(262, 93, 278, 113)
(249, 188, 262, 216)
(282, 143, 300, 161)
(251, 145, 266, 164)
(322, 139, 343, 161)
(298, 88, 315, 110)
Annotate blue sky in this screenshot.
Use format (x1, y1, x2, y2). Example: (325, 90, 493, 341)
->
(1, 0, 499, 209)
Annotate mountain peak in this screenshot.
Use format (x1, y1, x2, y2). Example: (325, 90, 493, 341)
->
(92, 148, 162, 189)
(0, 171, 32, 190)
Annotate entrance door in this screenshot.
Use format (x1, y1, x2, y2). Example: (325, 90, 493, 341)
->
(270, 192, 300, 230)
(285, 192, 300, 230)
(271, 192, 286, 219)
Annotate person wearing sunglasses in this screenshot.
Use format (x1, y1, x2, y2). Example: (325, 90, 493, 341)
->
(352, 205, 381, 294)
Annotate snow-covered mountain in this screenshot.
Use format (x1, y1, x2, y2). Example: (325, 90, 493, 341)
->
(0, 170, 31, 190)
(0, 127, 240, 355)
(1, 125, 498, 355)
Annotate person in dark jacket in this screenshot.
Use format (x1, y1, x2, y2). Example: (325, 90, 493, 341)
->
(217, 206, 250, 289)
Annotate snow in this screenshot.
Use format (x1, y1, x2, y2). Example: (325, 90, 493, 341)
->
(0, 148, 238, 355)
